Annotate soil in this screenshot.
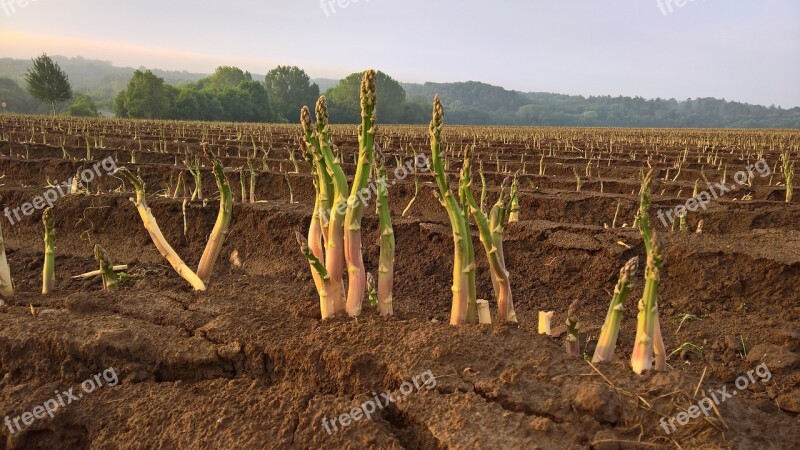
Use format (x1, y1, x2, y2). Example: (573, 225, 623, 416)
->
(0, 117, 798, 449)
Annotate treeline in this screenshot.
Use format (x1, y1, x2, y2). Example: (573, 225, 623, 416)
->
(1, 56, 798, 128)
(111, 67, 419, 124)
(402, 81, 800, 128)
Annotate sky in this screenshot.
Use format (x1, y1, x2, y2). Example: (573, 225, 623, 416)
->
(0, 0, 798, 107)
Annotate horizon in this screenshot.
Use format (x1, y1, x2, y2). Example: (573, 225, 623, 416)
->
(0, 1, 798, 108)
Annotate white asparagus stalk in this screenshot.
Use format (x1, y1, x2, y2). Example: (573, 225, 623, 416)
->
(115, 168, 206, 291)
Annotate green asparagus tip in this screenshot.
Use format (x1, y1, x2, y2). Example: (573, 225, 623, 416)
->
(300, 106, 313, 134)
(294, 230, 309, 253)
(648, 232, 664, 268)
(621, 256, 639, 281)
(42, 207, 54, 228)
(360, 69, 377, 116)
(315, 97, 329, 127)
(430, 95, 443, 138)
(640, 169, 655, 201)
(567, 299, 581, 319)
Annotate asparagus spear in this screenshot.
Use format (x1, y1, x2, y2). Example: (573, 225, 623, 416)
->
(115, 168, 206, 291)
(461, 146, 517, 322)
(631, 233, 664, 374)
(94, 244, 118, 292)
(301, 99, 350, 315)
(508, 175, 520, 222)
(196, 144, 233, 284)
(430, 95, 471, 325)
(592, 257, 638, 363)
(344, 70, 377, 317)
(565, 300, 581, 357)
(376, 166, 395, 316)
(296, 231, 333, 318)
(458, 152, 478, 323)
(42, 207, 55, 295)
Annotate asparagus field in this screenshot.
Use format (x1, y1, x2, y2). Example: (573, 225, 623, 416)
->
(0, 92, 799, 448)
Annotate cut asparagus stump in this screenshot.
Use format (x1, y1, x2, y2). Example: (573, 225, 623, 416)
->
(42, 207, 55, 295)
(592, 257, 638, 363)
(476, 299, 492, 324)
(114, 168, 206, 291)
(94, 244, 118, 292)
(538, 311, 554, 335)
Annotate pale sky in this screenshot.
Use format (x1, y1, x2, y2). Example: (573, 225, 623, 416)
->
(1, 0, 798, 107)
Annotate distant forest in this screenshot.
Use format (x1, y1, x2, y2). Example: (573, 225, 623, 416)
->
(1, 56, 798, 128)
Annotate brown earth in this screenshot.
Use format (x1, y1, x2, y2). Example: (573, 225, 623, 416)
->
(0, 117, 799, 449)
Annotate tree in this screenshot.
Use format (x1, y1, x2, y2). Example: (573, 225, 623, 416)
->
(68, 95, 100, 117)
(116, 70, 170, 119)
(168, 87, 201, 120)
(264, 66, 320, 122)
(198, 66, 252, 91)
(113, 91, 128, 117)
(24, 54, 73, 116)
(326, 71, 406, 123)
(218, 81, 272, 122)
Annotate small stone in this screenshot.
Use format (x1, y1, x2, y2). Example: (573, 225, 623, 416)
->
(776, 389, 800, 413)
(217, 341, 242, 360)
(572, 384, 619, 424)
(724, 336, 743, 352)
(778, 328, 800, 349)
(746, 344, 799, 371)
(530, 416, 552, 432)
